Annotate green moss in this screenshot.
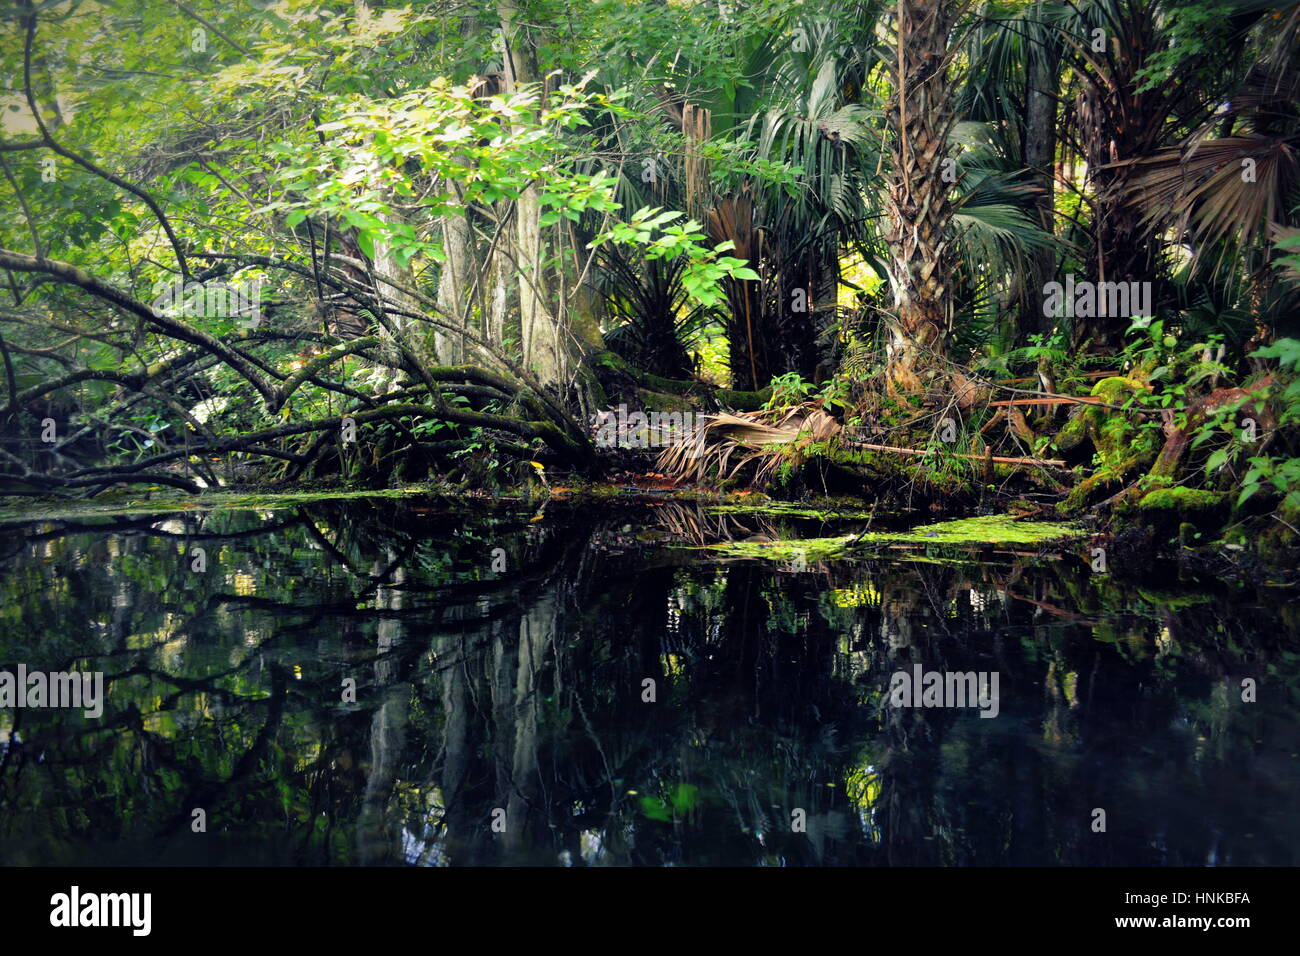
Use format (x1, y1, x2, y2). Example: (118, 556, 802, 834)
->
(634, 387, 694, 413)
(1058, 448, 1154, 516)
(585, 483, 632, 498)
(701, 514, 1083, 562)
(1090, 376, 1147, 404)
(797, 438, 980, 496)
(864, 514, 1083, 546)
(1136, 487, 1225, 512)
(1055, 408, 1094, 452)
(1059, 465, 1119, 515)
(1137, 474, 1173, 492)
(701, 535, 854, 563)
(712, 386, 774, 410)
(575, 367, 610, 410)
(1095, 414, 1140, 467)
(802, 439, 890, 471)
(1062, 377, 1154, 473)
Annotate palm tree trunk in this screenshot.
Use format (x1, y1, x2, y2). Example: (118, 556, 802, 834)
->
(883, 0, 961, 393)
(1073, 0, 1164, 352)
(1024, 9, 1060, 339)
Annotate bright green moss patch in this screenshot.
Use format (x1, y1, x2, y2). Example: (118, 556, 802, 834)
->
(1058, 450, 1153, 515)
(863, 514, 1083, 546)
(702, 535, 856, 562)
(1136, 487, 1225, 512)
(701, 514, 1083, 561)
(1090, 375, 1148, 404)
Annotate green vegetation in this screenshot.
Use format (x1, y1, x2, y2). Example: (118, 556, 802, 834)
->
(1135, 487, 1227, 513)
(0, 0, 1297, 566)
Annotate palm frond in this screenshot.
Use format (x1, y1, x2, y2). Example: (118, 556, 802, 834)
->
(656, 403, 841, 485)
(1120, 134, 1300, 273)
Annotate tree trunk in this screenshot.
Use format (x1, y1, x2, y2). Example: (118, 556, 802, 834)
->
(882, 0, 961, 393)
(1074, 2, 1164, 351)
(436, 195, 474, 365)
(353, 1, 426, 380)
(499, 0, 568, 388)
(1024, 9, 1060, 340)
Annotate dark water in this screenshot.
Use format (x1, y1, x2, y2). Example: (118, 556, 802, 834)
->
(1, 496, 1297, 866)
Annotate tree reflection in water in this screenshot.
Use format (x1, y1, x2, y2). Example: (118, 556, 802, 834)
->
(0, 498, 1296, 866)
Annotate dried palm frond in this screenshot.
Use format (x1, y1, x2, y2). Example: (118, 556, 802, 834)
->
(1118, 135, 1299, 274)
(655, 402, 842, 485)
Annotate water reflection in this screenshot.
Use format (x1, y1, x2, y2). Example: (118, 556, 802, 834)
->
(1, 498, 1297, 866)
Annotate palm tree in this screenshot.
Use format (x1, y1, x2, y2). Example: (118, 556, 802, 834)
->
(1120, 0, 1300, 347)
(957, 2, 1065, 340)
(880, 0, 968, 392)
(1055, 0, 1255, 348)
(740, 39, 884, 386)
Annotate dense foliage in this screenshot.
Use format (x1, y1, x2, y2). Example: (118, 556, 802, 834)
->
(1, 0, 1298, 550)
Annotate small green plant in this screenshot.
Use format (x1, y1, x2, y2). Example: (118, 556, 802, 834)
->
(764, 372, 816, 410)
(1122, 316, 1232, 436)
(1120, 321, 1300, 515)
(816, 376, 853, 413)
(590, 207, 760, 309)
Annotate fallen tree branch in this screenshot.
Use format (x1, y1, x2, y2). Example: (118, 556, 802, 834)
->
(987, 396, 1105, 407)
(843, 439, 1067, 468)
